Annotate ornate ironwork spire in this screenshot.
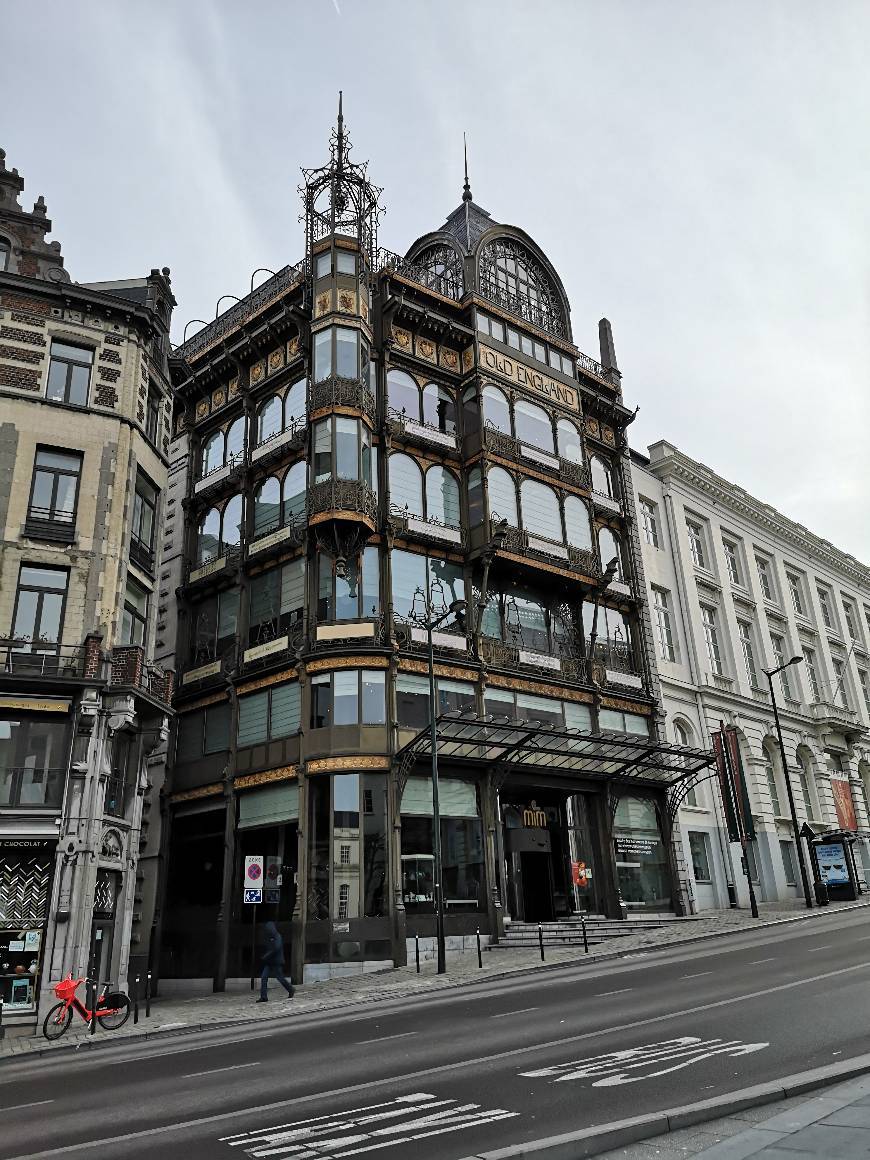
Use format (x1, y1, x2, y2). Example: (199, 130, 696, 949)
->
(462, 133, 472, 202)
(300, 94, 384, 267)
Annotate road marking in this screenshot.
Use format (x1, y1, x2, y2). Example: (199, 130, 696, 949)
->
(749, 958, 776, 964)
(856, 935, 870, 941)
(681, 972, 712, 979)
(356, 1031, 416, 1044)
(597, 989, 632, 997)
(182, 1062, 261, 1079)
(521, 1036, 769, 1086)
(490, 1007, 539, 1019)
(9, 959, 870, 1159)
(807, 945, 832, 952)
(0, 1100, 54, 1113)
(218, 1092, 518, 1156)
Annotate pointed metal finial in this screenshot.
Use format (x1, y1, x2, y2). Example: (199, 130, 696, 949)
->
(462, 133, 472, 202)
(336, 91, 345, 170)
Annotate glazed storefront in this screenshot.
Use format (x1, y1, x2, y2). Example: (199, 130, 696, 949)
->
(398, 714, 715, 929)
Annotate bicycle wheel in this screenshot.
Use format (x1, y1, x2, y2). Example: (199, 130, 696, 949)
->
(97, 992, 130, 1030)
(43, 1003, 73, 1041)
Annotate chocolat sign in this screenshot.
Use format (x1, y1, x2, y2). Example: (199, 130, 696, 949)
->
(479, 343, 579, 411)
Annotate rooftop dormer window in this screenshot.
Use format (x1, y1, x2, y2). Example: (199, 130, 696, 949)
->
(478, 238, 567, 339)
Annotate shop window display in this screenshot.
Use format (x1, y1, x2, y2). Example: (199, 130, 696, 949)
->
(613, 794, 672, 911)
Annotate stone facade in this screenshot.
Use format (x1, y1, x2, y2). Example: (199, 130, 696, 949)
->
(633, 441, 870, 911)
(0, 148, 176, 1034)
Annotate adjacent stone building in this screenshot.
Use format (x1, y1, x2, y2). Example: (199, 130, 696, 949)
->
(158, 105, 710, 989)
(633, 441, 870, 911)
(0, 148, 175, 1032)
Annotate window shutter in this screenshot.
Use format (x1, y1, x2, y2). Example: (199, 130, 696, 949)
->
(238, 691, 269, 747)
(270, 682, 301, 738)
(176, 712, 203, 762)
(401, 777, 478, 818)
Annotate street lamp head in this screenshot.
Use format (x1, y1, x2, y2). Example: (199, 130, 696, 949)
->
(603, 556, 619, 585)
(449, 599, 468, 616)
(788, 656, 803, 667)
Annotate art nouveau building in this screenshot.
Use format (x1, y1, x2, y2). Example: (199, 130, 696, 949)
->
(0, 148, 174, 1032)
(633, 442, 870, 910)
(160, 107, 710, 987)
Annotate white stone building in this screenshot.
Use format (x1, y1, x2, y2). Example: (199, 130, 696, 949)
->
(633, 441, 870, 911)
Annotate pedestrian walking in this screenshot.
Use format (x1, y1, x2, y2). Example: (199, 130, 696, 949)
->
(257, 920, 294, 1003)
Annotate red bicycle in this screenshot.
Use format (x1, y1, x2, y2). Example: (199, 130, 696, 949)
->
(42, 974, 131, 1040)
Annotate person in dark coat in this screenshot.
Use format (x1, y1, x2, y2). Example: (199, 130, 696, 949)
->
(257, 920, 294, 1002)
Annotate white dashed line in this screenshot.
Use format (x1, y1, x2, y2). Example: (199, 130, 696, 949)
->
(749, 958, 776, 964)
(183, 1062, 260, 1079)
(681, 972, 712, 979)
(356, 1031, 417, 1044)
(490, 1007, 539, 1019)
(0, 1100, 54, 1113)
(807, 945, 832, 952)
(597, 989, 633, 997)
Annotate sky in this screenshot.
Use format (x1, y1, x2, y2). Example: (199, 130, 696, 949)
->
(5, 1, 869, 560)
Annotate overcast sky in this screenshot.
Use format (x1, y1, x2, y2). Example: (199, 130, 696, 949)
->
(5, 1, 868, 560)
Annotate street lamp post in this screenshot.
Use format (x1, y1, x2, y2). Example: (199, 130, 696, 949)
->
(410, 584, 467, 975)
(765, 657, 813, 909)
(585, 557, 620, 684)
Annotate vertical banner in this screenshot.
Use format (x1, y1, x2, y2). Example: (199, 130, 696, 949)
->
(712, 728, 756, 842)
(830, 772, 857, 832)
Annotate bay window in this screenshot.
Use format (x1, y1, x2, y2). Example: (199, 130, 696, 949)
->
(312, 416, 374, 487)
(310, 669, 386, 727)
(189, 588, 239, 665)
(313, 325, 365, 382)
(247, 558, 305, 646)
(317, 546, 380, 621)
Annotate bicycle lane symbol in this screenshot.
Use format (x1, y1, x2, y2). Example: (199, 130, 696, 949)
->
(519, 1036, 769, 1086)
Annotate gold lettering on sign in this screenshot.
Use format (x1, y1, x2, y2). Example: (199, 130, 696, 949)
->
(479, 343, 579, 411)
(522, 805, 548, 827)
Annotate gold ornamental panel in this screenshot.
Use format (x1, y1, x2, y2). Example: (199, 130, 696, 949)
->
(176, 691, 230, 714)
(235, 765, 298, 789)
(170, 782, 223, 804)
(306, 755, 391, 775)
(306, 655, 390, 675)
(236, 668, 298, 696)
(479, 343, 579, 412)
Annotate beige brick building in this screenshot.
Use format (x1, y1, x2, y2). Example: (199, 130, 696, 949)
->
(0, 147, 174, 1035)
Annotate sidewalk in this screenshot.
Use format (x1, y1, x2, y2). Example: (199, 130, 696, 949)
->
(2, 899, 866, 1061)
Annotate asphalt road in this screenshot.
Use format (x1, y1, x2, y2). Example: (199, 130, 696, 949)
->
(3, 908, 870, 1160)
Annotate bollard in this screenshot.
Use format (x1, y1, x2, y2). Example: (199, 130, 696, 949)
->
(0, 997, 5, 1041)
(476, 928, 483, 969)
(415, 933, 420, 974)
(145, 971, 152, 1018)
(89, 979, 97, 1036)
(538, 923, 545, 961)
(133, 975, 140, 1025)
(581, 914, 589, 954)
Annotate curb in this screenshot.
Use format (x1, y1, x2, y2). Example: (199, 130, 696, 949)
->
(456, 1051, 870, 1159)
(4, 900, 868, 1065)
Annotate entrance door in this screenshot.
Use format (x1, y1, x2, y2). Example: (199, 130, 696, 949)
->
(520, 852, 554, 921)
(90, 922, 114, 986)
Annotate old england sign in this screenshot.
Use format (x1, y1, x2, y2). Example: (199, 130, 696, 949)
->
(478, 343, 579, 411)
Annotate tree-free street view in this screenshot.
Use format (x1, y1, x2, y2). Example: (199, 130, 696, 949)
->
(3, 908, 870, 1159)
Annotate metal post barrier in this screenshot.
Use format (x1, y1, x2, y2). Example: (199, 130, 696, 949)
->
(538, 923, 545, 961)
(476, 928, 483, 969)
(581, 914, 589, 954)
(250, 904, 257, 991)
(133, 975, 140, 1025)
(415, 934, 420, 974)
(145, 971, 151, 1018)
(0, 997, 5, 1041)
(89, 979, 97, 1036)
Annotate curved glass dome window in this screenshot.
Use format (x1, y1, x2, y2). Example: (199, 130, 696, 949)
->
(412, 243, 464, 300)
(478, 238, 568, 339)
(514, 400, 554, 453)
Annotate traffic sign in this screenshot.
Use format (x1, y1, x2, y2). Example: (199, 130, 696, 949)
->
(265, 888, 281, 904)
(244, 888, 262, 905)
(244, 855, 264, 889)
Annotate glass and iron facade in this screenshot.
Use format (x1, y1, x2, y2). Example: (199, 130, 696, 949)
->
(162, 107, 701, 984)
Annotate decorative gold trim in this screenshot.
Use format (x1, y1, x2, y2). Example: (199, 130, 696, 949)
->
(309, 510, 375, 531)
(439, 347, 459, 371)
(600, 696, 652, 715)
(306, 655, 390, 674)
(338, 289, 357, 314)
(315, 290, 332, 318)
(287, 336, 300, 359)
(462, 347, 474, 373)
(176, 691, 230, 714)
(487, 673, 594, 704)
(235, 668, 298, 696)
(393, 327, 411, 351)
(268, 348, 284, 373)
(497, 548, 595, 585)
(211, 388, 226, 409)
(170, 782, 223, 803)
(250, 360, 265, 385)
(398, 658, 478, 682)
(478, 343, 579, 412)
(235, 765, 298, 789)
(307, 755, 391, 774)
(415, 336, 436, 363)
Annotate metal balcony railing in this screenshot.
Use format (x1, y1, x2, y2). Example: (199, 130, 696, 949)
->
(0, 642, 88, 679)
(129, 533, 155, 573)
(482, 424, 589, 489)
(308, 375, 376, 423)
(386, 407, 460, 453)
(307, 478, 378, 524)
(388, 504, 466, 549)
(375, 247, 464, 301)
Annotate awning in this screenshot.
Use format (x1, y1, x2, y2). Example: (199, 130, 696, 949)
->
(396, 712, 715, 787)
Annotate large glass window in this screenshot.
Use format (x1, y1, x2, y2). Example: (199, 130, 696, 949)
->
(652, 588, 676, 662)
(388, 453, 423, 517)
(425, 466, 460, 526)
(422, 383, 456, 433)
(197, 507, 221, 564)
(482, 384, 510, 433)
(467, 467, 484, 527)
(28, 447, 82, 534)
(557, 419, 582, 464)
(221, 494, 244, 551)
(396, 674, 476, 730)
(639, 498, 660, 547)
(190, 588, 239, 665)
(201, 431, 224, 478)
(401, 777, 484, 911)
(247, 558, 305, 645)
(120, 577, 149, 646)
(390, 549, 466, 622)
(176, 702, 231, 762)
(590, 455, 615, 499)
(387, 370, 420, 419)
(317, 546, 380, 621)
(131, 472, 158, 569)
(689, 832, 712, 882)
(0, 717, 69, 808)
(520, 479, 561, 542)
(312, 417, 373, 486)
(313, 326, 361, 381)
(46, 342, 93, 406)
(12, 566, 68, 649)
(701, 605, 723, 675)
(487, 466, 518, 527)
(257, 395, 283, 444)
(514, 400, 554, 452)
(310, 669, 386, 728)
(285, 378, 306, 427)
(253, 477, 281, 537)
(614, 795, 671, 910)
(598, 527, 623, 580)
(283, 460, 306, 521)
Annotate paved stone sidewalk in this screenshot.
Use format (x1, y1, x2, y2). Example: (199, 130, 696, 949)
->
(2, 899, 864, 1060)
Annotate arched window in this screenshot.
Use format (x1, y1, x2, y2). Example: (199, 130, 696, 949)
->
(225, 416, 246, 463)
(387, 369, 420, 419)
(201, 431, 224, 478)
(514, 400, 554, 452)
(197, 507, 221, 564)
(488, 467, 518, 527)
(798, 748, 819, 822)
(478, 237, 568, 338)
(482, 384, 510, 433)
(521, 479, 561, 542)
(591, 455, 615, 499)
(462, 386, 480, 437)
(467, 467, 484, 526)
(674, 721, 692, 747)
(676, 721, 701, 807)
(257, 396, 282, 445)
(284, 378, 305, 427)
(425, 466, 460, 527)
(389, 453, 424, 517)
(0, 237, 10, 273)
(422, 383, 456, 434)
(283, 461, 306, 520)
(564, 495, 592, 550)
(599, 527, 622, 580)
(557, 419, 582, 464)
(253, 477, 281, 536)
(221, 494, 244, 550)
(763, 740, 784, 818)
(413, 243, 464, 299)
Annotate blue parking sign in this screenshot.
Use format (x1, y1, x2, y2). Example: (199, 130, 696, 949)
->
(243, 888, 262, 904)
